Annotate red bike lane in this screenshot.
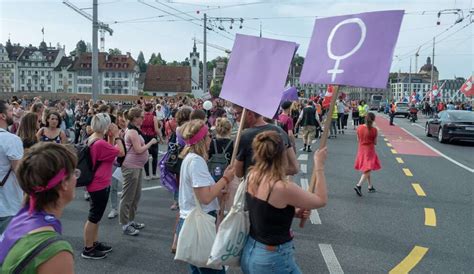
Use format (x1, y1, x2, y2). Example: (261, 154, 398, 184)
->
(376, 116, 439, 157)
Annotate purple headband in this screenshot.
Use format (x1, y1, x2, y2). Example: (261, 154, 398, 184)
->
(29, 169, 67, 214)
(185, 125, 208, 146)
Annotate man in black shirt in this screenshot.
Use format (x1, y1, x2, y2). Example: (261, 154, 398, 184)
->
(233, 105, 299, 178)
(296, 101, 318, 152)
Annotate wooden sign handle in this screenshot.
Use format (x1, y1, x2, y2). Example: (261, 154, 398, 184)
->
(299, 86, 340, 228)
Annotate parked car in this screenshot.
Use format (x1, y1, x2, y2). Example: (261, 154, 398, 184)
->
(425, 110, 474, 143)
(395, 102, 409, 117)
(378, 102, 386, 113)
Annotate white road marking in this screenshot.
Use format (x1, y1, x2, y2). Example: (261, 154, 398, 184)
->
(118, 185, 162, 196)
(298, 154, 309, 161)
(300, 164, 307, 174)
(300, 178, 321, 225)
(319, 244, 344, 274)
(398, 127, 474, 173)
(411, 123, 425, 130)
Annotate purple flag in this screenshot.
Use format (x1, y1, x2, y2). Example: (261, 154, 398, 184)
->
(281, 86, 299, 102)
(300, 10, 404, 89)
(220, 34, 298, 118)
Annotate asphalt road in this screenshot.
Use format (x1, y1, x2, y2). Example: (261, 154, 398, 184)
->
(64, 116, 473, 273)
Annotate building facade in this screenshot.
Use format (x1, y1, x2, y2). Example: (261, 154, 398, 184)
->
(438, 77, 467, 102)
(70, 52, 139, 96)
(144, 64, 191, 97)
(189, 41, 203, 98)
(0, 43, 15, 93)
(53, 56, 75, 93)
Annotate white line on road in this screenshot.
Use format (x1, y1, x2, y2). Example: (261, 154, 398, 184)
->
(298, 154, 309, 161)
(300, 164, 307, 173)
(118, 185, 162, 196)
(398, 127, 474, 173)
(411, 123, 425, 130)
(319, 244, 344, 274)
(300, 178, 321, 224)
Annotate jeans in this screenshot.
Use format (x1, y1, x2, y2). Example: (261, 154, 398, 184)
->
(330, 119, 337, 136)
(109, 175, 120, 210)
(241, 236, 301, 274)
(176, 211, 224, 274)
(143, 135, 158, 177)
(337, 113, 344, 130)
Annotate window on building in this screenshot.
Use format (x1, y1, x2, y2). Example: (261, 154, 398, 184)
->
(47, 79, 51, 84)
(105, 80, 109, 86)
(193, 59, 196, 66)
(59, 81, 63, 85)
(69, 73, 72, 78)
(68, 88, 72, 92)
(48, 87, 51, 91)
(105, 72, 109, 78)
(124, 72, 128, 78)
(28, 71, 31, 76)
(59, 73, 63, 78)
(68, 81, 72, 85)
(111, 72, 115, 78)
(41, 71, 44, 76)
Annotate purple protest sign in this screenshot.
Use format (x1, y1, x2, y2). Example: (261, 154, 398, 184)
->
(220, 34, 298, 118)
(281, 86, 299, 102)
(300, 10, 404, 89)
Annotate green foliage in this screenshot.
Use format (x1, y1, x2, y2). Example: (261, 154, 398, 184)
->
(108, 48, 122, 55)
(137, 51, 147, 73)
(210, 83, 222, 98)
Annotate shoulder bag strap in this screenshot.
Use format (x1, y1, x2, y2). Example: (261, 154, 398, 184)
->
(0, 168, 13, 187)
(13, 236, 63, 274)
(222, 139, 233, 155)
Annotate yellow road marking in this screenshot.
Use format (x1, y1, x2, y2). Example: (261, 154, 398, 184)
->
(387, 143, 393, 147)
(411, 184, 426, 197)
(391, 149, 398, 154)
(424, 208, 437, 227)
(384, 138, 388, 141)
(389, 246, 429, 274)
(396, 157, 404, 164)
(403, 168, 413, 177)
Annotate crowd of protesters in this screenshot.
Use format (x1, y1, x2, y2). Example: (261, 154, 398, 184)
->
(0, 91, 471, 273)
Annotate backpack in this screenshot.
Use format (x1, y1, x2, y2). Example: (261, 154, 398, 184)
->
(164, 132, 184, 175)
(75, 139, 100, 188)
(208, 139, 233, 181)
(115, 138, 127, 167)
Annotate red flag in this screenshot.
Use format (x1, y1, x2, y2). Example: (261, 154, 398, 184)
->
(411, 91, 416, 102)
(460, 75, 474, 97)
(322, 85, 334, 109)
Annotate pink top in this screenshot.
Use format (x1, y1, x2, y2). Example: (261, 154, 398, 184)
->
(87, 139, 120, 192)
(122, 129, 149, 169)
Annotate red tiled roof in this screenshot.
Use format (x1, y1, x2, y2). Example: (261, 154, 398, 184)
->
(70, 53, 137, 72)
(144, 65, 191, 93)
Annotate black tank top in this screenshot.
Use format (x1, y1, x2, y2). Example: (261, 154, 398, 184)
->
(246, 182, 295, 245)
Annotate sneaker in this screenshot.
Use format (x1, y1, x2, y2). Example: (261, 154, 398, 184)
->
(94, 241, 112, 253)
(123, 225, 140, 236)
(81, 246, 107, 260)
(152, 174, 160, 179)
(170, 202, 179, 211)
(107, 209, 118, 219)
(130, 222, 145, 230)
(307, 147, 312, 152)
(300, 147, 307, 152)
(144, 175, 151, 181)
(368, 186, 376, 193)
(84, 192, 90, 201)
(354, 185, 362, 196)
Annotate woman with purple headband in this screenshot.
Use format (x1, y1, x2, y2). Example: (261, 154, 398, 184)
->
(175, 119, 235, 273)
(0, 142, 79, 274)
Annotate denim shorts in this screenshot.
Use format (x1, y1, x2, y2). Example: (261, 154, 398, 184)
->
(240, 236, 301, 274)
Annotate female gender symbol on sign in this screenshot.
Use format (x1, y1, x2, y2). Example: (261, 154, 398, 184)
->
(327, 18, 367, 82)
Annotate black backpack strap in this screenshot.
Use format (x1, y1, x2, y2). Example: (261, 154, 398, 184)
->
(212, 138, 218, 154)
(222, 139, 233, 154)
(13, 235, 63, 274)
(89, 139, 101, 172)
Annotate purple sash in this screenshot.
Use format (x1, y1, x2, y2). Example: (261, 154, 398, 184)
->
(0, 206, 62, 263)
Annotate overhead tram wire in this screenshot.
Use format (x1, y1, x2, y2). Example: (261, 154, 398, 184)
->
(137, 0, 233, 41)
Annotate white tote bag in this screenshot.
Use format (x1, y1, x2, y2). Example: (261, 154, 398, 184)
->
(207, 178, 249, 268)
(174, 190, 221, 270)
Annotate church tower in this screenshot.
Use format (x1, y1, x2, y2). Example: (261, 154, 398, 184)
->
(190, 40, 201, 93)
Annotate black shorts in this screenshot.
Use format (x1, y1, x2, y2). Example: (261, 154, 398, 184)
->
(88, 186, 110, 224)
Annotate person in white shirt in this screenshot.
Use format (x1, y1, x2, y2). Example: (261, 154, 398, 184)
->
(0, 100, 24, 234)
(176, 119, 234, 273)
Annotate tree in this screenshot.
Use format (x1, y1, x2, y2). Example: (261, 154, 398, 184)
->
(137, 51, 147, 72)
(108, 48, 122, 55)
(180, 57, 190, 67)
(148, 53, 157, 64)
(70, 40, 87, 56)
(210, 82, 222, 98)
(156, 53, 166, 65)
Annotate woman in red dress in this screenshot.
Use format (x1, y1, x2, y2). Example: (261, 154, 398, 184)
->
(354, 112, 381, 196)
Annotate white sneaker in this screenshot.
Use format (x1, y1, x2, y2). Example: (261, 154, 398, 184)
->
(144, 175, 151, 181)
(84, 192, 90, 201)
(108, 209, 118, 219)
(152, 174, 160, 179)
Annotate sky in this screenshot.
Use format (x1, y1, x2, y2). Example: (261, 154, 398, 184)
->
(1, 0, 472, 80)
